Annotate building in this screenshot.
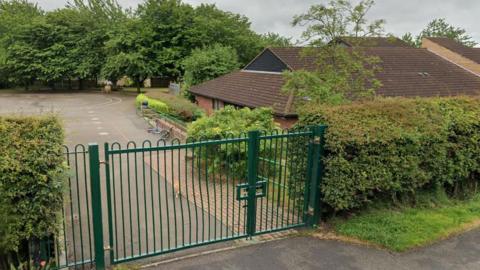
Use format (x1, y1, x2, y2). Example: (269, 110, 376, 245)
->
(190, 37, 480, 128)
(422, 37, 480, 76)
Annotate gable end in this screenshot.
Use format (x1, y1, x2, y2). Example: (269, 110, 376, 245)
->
(244, 49, 290, 72)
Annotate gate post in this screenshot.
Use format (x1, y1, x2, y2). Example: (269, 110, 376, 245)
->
(246, 130, 260, 236)
(307, 125, 327, 227)
(88, 143, 106, 270)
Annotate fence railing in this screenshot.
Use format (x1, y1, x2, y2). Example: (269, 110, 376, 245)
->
(40, 125, 326, 269)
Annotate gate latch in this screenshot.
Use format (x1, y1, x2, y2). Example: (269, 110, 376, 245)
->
(236, 181, 267, 201)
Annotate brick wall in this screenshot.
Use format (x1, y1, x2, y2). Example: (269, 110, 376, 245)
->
(195, 95, 298, 129)
(196, 95, 214, 115)
(422, 38, 480, 76)
(275, 116, 298, 129)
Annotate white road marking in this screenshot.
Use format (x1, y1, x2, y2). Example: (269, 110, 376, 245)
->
(93, 121, 102, 125)
(91, 117, 99, 121)
(99, 132, 109, 136)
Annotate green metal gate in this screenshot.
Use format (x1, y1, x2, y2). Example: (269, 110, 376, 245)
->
(100, 125, 326, 265)
(44, 125, 326, 269)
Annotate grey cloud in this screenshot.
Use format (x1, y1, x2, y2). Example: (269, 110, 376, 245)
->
(34, 0, 480, 44)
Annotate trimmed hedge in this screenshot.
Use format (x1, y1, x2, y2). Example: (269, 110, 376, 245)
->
(0, 116, 66, 252)
(136, 94, 170, 115)
(141, 92, 205, 122)
(296, 97, 480, 212)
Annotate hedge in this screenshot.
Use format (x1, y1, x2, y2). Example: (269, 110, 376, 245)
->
(0, 116, 66, 253)
(139, 92, 205, 122)
(296, 97, 480, 212)
(136, 94, 169, 115)
(187, 106, 279, 179)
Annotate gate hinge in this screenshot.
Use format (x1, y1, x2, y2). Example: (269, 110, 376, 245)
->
(104, 245, 112, 251)
(307, 207, 315, 216)
(100, 160, 109, 165)
(312, 136, 321, 144)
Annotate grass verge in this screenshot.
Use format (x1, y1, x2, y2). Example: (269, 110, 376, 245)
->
(332, 194, 480, 252)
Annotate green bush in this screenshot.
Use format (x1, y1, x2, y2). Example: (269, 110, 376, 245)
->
(0, 116, 66, 253)
(136, 94, 169, 115)
(188, 106, 279, 179)
(295, 97, 480, 212)
(146, 92, 205, 122)
(182, 44, 240, 88)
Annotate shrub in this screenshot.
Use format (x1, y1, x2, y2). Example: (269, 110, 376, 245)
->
(182, 44, 240, 88)
(295, 97, 480, 212)
(188, 106, 279, 179)
(0, 116, 66, 253)
(135, 94, 169, 115)
(137, 92, 205, 122)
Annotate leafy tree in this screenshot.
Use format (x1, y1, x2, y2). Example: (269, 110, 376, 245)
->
(187, 4, 264, 64)
(401, 32, 416, 47)
(182, 44, 240, 88)
(403, 18, 477, 48)
(284, 0, 383, 106)
(103, 17, 156, 92)
(135, 0, 194, 79)
(260, 32, 293, 47)
(0, 0, 43, 88)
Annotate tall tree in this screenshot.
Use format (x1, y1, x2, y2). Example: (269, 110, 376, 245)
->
(403, 18, 477, 47)
(102, 17, 156, 93)
(182, 44, 240, 88)
(284, 0, 383, 107)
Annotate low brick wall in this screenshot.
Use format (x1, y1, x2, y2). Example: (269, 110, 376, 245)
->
(149, 116, 188, 141)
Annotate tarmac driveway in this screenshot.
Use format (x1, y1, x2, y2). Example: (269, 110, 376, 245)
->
(0, 91, 158, 145)
(155, 229, 480, 270)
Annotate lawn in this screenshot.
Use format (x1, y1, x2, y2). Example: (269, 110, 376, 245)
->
(332, 194, 480, 252)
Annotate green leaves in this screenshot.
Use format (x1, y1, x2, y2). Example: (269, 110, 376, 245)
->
(0, 116, 66, 253)
(292, 0, 385, 45)
(403, 18, 477, 48)
(296, 97, 480, 212)
(182, 44, 240, 89)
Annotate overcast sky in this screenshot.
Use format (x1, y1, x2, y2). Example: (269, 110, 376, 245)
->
(34, 0, 480, 45)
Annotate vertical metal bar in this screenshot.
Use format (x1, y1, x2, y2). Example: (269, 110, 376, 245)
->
(88, 143, 105, 270)
(306, 126, 328, 226)
(155, 143, 164, 251)
(73, 147, 85, 265)
(184, 147, 193, 245)
(141, 146, 149, 254)
(170, 148, 178, 248)
(246, 131, 260, 236)
(103, 143, 114, 265)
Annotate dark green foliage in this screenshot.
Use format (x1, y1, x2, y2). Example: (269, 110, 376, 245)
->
(143, 92, 205, 122)
(188, 107, 279, 179)
(0, 116, 66, 252)
(182, 44, 240, 89)
(296, 97, 480, 212)
(403, 18, 477, 48)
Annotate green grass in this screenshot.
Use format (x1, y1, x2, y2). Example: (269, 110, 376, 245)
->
(332, 194, 480, 252)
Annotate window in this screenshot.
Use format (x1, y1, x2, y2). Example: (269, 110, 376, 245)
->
(212, 99, 223, 110)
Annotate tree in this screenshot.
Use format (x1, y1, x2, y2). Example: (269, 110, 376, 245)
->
(182, 44, 240, 88)
(284, 0, 383, 106)
(260, 32, 292, 47)
(403, 18, 477, 48)
(103, 18, 156, 93)
(187, 4, 264, 64)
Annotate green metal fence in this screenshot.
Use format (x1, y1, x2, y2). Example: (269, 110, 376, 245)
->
(36, 145, 95, 269)
(102, 126, 326, 265)
(41, 125, 326, 269)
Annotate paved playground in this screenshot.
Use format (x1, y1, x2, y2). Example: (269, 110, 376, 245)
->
(0, 91, 157, 145)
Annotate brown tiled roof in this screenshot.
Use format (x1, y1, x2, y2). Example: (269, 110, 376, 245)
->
(365, 47, 480, 97)
(189, 71, 295, 116)
(335, 36, 412, 48)
(191, 46, 480, 116)
(426, 37, 480, 64)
